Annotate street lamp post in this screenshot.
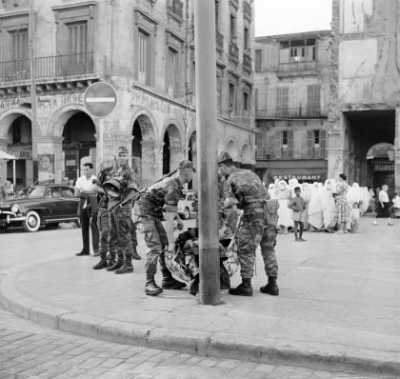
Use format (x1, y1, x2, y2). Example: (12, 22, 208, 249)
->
(194, 0, 221, 305)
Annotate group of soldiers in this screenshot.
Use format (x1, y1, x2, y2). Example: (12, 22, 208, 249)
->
(91, 146, 280, 298)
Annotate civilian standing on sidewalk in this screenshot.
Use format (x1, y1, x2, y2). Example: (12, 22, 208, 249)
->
(75, 163, 99, 256)
(378, 184, 393, 226)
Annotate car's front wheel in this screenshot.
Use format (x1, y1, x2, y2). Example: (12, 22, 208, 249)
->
(24, 210, 41, 232)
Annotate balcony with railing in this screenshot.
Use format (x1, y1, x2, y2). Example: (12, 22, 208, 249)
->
(277, 60, 318, 77)
(0, 52, 97, 88)
(256, 106, 325, 119)
(229, 41, 239, 64)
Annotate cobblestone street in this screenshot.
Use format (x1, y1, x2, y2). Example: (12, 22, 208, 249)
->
(0, 305, 389, 379)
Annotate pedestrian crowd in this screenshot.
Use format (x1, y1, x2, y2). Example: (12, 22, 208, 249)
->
(266, 174, 397, 238)
(74, 148, 280, 299)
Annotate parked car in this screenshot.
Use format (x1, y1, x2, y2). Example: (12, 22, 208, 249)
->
(0, 184, 80, 232)
(178, 191, 197, 219)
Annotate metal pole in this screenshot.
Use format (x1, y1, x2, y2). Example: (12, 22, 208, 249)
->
(194, 0, 220, 305)
(12, 159, 16, 192)
(29, 0, 38, 185)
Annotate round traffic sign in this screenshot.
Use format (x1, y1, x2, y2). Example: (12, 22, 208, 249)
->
(84, 82, 117, 118)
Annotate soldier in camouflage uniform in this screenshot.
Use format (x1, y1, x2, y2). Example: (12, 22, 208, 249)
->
(105, 146, 140, 275)
(92, 162, 114, 270)
(218, 152, 279, 296)
(136, 160, 194, 296)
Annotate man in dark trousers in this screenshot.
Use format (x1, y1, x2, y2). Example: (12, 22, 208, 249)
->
(75, 162, 99, 256)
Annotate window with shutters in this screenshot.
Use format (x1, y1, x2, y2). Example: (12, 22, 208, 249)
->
(167, 47, 180, 97)
(215, 0, 220, 32)
(217, 70, 223, 113)
(256, 133, 264, 159)
(243, 91, 249, 114)
(308, 129, 326, 158)
(255, 49, 262, 72)
(138, 28, 151, 85)
(282, 130, 288, 146)
(10, 29, 28, 61)
(230, 14, 237, 41)
(276, 87, 289, 116)
(229, 82, 236, 114)
(67, 21, 88, 57)
(307, 85, 320, 116)
(8, 28, 29, 80)
(281, 130, 293, 158)
(244, 27, 249, 50)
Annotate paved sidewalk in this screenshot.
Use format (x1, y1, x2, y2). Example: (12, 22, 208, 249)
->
(1, 219, 400, 376)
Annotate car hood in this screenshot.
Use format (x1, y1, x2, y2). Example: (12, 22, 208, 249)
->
(0, 197, 43, 209)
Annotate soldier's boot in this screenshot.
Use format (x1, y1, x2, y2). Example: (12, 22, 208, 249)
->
(115, 255, 133, 274)
(189, 274, 199, 296)
(93, 257, 108, 270)
(106, 253, 116, 268)
(159, 252, 186, 290)
(107, 255, 123, 271)
(131, 245, 141, 260)
(260, 276, 279, 296)
(145, 274, 163, 297)
(229, 278, 253, 296)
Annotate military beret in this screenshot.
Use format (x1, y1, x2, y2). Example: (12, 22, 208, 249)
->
(178, 160, 194, 170)
(217, 152, 234, 165)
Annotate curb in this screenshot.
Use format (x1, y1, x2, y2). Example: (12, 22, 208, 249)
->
(1, 265, 399, 377)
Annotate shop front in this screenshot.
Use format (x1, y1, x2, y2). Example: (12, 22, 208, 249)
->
(256, 159, 328, 185)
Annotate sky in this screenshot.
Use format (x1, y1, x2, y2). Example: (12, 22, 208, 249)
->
(255, 0, 332, 37)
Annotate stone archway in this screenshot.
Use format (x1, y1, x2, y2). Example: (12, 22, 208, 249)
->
(0, 111, 33, 189)
(162, 124, 183, 174)
(61, 111, 97, 182)
(132, 114, 156, 186)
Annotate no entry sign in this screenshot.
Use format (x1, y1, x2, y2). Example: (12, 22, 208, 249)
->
(84, 82, 117, 118)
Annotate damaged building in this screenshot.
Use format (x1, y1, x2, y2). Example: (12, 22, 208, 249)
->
(329, 0, 400, 192)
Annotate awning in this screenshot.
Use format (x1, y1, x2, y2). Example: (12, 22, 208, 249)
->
(0, 151, 17, 160)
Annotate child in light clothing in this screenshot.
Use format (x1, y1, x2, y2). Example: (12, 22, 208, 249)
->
(288, 187, 307, 242)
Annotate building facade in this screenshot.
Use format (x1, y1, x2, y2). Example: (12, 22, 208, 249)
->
(329, 0, 400, 192)
(254, 30, 331, 184)
(0, 0, 255, 190)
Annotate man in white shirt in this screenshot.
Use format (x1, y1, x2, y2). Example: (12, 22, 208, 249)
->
(75, 163, 99, 256)
(378, 184, 393, 225)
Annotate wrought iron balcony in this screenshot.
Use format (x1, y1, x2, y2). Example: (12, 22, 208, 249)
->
(35, 53, 95, 81)
(0, 59, 30, 82)
(0, 52, 96, 86)
(229, 41, 239, 64)
(276, 61, 318, 77)
(243, 51, 252, 74)
(256, 106, 324, 119)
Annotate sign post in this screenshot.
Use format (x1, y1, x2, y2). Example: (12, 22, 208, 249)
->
(194, 0, 221, 305)
(84, 82, 117, 118)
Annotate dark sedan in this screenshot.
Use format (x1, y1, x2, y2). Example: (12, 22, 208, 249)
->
(0, 184, 80, 232)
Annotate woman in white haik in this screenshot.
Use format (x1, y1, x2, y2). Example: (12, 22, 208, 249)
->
(321, 179, 336, 232)
(308, 182, 324, 231)
(277, 180, 293, 233)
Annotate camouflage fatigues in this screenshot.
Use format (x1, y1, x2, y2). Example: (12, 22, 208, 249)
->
(136, 176, 184, 276)
(95, 166, 113, 261)
(223, 169, 279, 279)
(97, 207, 110, 260)
(108, 165, 137, 262)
